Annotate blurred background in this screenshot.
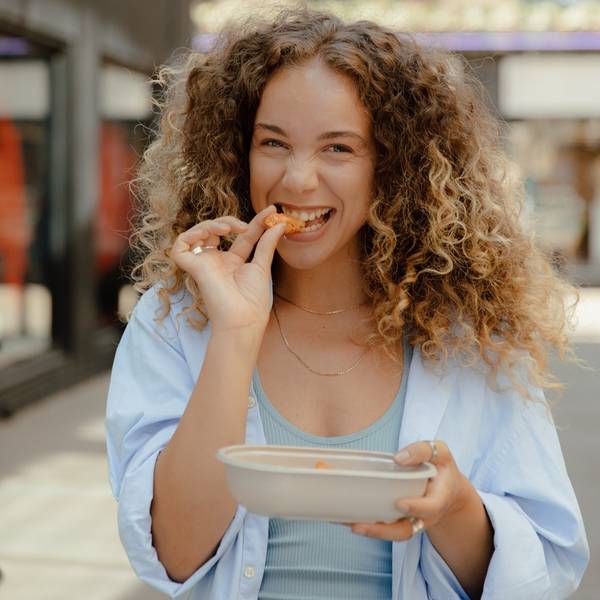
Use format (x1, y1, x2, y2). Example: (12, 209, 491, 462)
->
(0, 0, 598, 598)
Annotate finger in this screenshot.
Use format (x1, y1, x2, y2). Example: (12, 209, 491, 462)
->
(394, 495, 445, 521)
(176, 222, 248, 255)
(251, 221, 288, 271)
(189, 215, 249, 231)
(215, 215, 249, 228)
(179, 222, 236, 246)
(394, 473, 453, 520)
(179, 216, 247, 239)
(173, 229, 225, 256)
(394, 439, 449, 466)
(228, 205, 277, 262)
(349, 519, 415, 542)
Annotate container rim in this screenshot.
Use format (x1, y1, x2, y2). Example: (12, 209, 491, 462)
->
(217, 444, 438, 480)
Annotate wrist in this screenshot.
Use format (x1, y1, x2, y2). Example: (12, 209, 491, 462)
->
(447, 474, 482, 524)
(425, 477, 493, 599)
(428, 475, 477, 536)
(210, 323, 266, 350)
(453, 473, 477, 516)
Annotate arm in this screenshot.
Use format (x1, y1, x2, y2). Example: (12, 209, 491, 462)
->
(148, 207, 287, 582)
(347, 440, 492, 598)
(151, 327, 262, 582)
(107, 208, 286, 593)
(106, 289, 263, 598)
(392, 441, 494, 598)
(425, 475, 493, 599)
(419, 387, 589, 599)
(347, 392, 588, 599)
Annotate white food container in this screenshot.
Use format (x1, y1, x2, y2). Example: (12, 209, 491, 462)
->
(217, 444, 437, 523)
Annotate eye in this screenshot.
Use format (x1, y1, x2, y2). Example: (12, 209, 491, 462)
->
(262, 139, 286, 148)
(327, 144, 353, 153)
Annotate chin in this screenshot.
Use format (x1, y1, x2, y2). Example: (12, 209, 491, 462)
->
(275, 247, 331, 271)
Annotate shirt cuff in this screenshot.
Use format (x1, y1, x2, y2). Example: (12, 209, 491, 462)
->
(477, 490, 550, 600)
(117, 443, 247, 598)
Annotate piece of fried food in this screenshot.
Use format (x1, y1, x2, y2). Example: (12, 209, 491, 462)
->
(314, 460, 332, 469)
(264, 212, 305, 234)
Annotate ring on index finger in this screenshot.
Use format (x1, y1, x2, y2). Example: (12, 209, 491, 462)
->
(191, 244, 219, 255)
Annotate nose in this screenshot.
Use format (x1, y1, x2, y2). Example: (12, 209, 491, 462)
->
(281, 157, 318, 195)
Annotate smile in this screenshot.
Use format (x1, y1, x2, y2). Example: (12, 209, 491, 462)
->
(275, 204, 335, 231)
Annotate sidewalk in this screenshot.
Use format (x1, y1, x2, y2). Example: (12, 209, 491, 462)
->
(0, 374, 167, 600)
(0, 291, 598, 599)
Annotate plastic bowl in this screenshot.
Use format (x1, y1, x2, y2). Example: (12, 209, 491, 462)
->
(217, 444, 437, 523)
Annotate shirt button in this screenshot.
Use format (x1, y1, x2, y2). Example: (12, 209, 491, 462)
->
(247, 395, 257, 409)
(243, 565, 256, 578)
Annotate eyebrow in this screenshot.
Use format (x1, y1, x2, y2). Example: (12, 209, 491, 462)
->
(255, 122, 366, 144)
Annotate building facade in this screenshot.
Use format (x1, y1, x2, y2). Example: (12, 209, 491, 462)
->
(0, 0, 192, 415)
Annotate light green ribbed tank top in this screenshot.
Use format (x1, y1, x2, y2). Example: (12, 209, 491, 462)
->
(253, 338, 412, 600)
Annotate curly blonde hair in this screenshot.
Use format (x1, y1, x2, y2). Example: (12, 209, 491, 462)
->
(131, 5, 578, 399)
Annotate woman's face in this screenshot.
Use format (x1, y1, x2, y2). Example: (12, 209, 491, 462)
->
(249, 58, 375, 270)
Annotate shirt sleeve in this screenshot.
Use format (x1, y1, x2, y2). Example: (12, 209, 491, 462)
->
(105, 287, 245, 598)
(420, 380, 589, 600)
(475, 391, 589, 600)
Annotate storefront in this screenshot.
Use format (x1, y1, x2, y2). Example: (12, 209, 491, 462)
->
(417, 31, 600, 284)
(0, 0, 191, 415)
(495, 46, 600, 282)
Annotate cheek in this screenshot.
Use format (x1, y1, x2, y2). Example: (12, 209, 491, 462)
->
(249, 154, 281, 198)
(328, 164, 373, 215)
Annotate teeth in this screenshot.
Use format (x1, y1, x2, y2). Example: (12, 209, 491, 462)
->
(301, 220, 328, 233)
(280, 206, 332, 221)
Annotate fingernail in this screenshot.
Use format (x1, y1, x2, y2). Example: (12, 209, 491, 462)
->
(352, 526, 367, 535)
(395, 502, 410, 514)
(394, 450, 410, 464)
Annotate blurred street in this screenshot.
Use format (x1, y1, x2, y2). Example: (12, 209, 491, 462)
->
(552, 342, 600, 600)
(0, 373, 167, 600)
(0, 291, 597, 599)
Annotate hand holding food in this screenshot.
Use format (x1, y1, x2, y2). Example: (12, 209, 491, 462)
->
(344, 440, 472, 541)
(170, 205, 288, 335)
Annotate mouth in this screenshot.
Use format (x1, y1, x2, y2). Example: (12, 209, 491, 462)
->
(274, 203, 335, 233)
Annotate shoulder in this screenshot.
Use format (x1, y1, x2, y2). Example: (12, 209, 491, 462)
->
(126, 284, 209, 354)
(419, 339, 548, 415)
(417, 345, 551, 441)
(414, 347, 555, 485)
(131, 284, 193, 324)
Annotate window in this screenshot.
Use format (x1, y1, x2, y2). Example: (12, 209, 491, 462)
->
(0, 38, 54, 367)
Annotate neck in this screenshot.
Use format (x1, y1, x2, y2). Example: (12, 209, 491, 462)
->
(272, 252, 368, 312)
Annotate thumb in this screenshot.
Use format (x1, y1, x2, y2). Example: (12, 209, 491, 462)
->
(251, 223, 287, 272)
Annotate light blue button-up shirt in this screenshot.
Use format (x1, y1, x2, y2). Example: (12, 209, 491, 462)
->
(105, 284, 589, 599)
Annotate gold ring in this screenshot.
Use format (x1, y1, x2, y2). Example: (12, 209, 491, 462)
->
(410, 517, 425, 537)
(427, 440, 438, 462)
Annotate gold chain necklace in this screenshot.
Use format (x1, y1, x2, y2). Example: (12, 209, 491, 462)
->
(273, 291, 367, 315)
(271, 301, 371, 377)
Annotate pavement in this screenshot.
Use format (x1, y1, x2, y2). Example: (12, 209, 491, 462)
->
(0, 374, 167, 600)
(0, 298, 598, 599)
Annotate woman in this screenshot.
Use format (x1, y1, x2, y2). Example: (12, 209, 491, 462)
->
(106, 7, 588, 599)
